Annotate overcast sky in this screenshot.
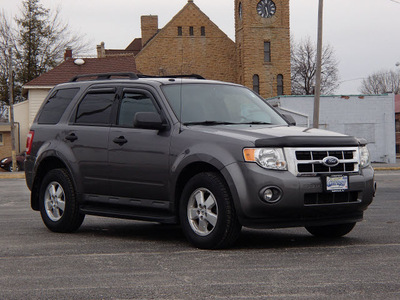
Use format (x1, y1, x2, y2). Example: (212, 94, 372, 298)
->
(1, 0, 400, 94)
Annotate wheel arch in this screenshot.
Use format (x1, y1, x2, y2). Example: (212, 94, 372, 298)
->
(30, 155, 77, 211)
(173, 161, 241, 219)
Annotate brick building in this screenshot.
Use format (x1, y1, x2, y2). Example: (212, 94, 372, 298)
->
(98, 0, 291, 98)
(0, 123, 20, 159)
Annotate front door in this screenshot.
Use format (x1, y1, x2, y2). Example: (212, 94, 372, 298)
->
(108, 88, 171, 206)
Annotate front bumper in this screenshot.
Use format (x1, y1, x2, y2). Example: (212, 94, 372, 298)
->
(224, 162, 375, 228)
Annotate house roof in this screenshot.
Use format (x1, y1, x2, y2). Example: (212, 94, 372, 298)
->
(125, 38, 143, 54)
(24, 56, 138, 87)
(395, 94, 400, 113)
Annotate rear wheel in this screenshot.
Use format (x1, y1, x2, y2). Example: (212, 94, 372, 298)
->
(305, 222, 356, 238)
(179, 172, 242, 249)
(39, 168, 84, 233)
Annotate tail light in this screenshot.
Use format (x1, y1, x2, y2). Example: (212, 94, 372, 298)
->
(26, 131, 34, 155)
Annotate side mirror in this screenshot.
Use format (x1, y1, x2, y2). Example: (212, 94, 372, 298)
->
(282, 114, 296, 126)
(133, 112, 166, 130)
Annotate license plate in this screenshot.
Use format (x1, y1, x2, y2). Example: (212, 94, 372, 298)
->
(326, 175, 348, 192)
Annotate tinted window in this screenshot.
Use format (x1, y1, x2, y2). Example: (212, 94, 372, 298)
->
(75, 92, 115, 125)
(118, 93, 157, 127)
(37, 88, 79, 124)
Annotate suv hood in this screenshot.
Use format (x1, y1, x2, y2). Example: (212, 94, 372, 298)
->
(187, 125, 365, 147)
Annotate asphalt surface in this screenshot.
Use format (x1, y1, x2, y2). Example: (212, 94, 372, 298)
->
(0, 171, 399, 299)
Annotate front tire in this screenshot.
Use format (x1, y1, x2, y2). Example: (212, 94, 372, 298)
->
(305, 222, 356, 238)
(179, 172, 242, 249)
(39, 168, 84, 233)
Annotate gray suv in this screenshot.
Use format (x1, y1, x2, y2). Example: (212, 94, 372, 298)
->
(25, 73, 376, 249)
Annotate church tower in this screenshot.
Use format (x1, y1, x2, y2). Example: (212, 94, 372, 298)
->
(235, 0, 291, 98)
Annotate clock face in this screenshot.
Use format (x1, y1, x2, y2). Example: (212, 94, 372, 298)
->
(257, 0, 276, 18)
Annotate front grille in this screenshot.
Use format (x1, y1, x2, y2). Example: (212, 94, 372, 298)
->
(304, 192, 360, 205)
(291, 148, 359, 176)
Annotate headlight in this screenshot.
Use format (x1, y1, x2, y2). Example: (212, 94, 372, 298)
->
(359, 146, 370, 168)
(243, 148, 287, 170)
(1, 158, 7, 163)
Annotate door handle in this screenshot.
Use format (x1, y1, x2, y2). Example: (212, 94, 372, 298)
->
(113, 136, 128, 145)
(65, 133, 78, 142)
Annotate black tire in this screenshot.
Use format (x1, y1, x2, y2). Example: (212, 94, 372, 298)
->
(8, 163, 20, 172)
(39, 168, 84, 233)
(305, 222, 356, 238)
(179, 172, 242, 249)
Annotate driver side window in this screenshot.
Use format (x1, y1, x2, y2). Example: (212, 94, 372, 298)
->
(118, 92, 157, 127)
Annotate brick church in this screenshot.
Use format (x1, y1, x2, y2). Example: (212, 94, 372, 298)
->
(97, 0, 291, 99)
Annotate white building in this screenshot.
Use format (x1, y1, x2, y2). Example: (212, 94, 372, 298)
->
(268, 94, 396, 163)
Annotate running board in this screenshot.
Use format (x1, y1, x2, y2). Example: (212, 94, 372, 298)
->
(80, 205, 178, 224)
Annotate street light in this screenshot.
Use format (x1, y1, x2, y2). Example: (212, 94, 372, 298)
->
(313, 0, 324, 128)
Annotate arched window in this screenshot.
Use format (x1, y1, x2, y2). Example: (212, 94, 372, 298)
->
(277, 74, 284, 95)
(253, 75, 260, 94)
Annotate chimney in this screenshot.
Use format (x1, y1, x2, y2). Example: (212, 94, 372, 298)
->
(64, 47, 72, 61)
(96, 42, 106, 58)
(141, 15, 158, 47)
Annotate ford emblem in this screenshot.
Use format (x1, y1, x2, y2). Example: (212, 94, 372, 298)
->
(322, 156, 339, 167)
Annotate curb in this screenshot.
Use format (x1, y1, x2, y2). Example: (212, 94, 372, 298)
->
(0, 172, 25, 179)
(373, 167, 400, 171)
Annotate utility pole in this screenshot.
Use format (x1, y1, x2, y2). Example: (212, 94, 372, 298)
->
(8, 45, 17, 172)
(313, 0, 324, 128)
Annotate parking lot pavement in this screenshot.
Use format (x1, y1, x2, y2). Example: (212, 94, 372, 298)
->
(0, 173, 400, 299)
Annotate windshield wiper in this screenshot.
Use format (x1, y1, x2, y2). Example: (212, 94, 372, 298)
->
(183, 121, 238, 126)
(239, 121, 272, 125)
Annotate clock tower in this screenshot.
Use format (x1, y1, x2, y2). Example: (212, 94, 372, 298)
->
(235, 0, 291, 98)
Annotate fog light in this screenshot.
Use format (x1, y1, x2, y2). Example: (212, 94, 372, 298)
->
(260, 186, 283, 203)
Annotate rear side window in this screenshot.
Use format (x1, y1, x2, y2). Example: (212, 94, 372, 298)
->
(75, 91, 115, 125)
(37, 88, 79, 124)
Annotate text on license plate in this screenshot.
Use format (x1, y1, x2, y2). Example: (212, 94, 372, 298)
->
(326, 175, 348, 192)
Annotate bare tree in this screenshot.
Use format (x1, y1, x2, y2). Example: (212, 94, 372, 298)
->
(0, 0, 91, 104)
(291, 36, 340, 95)
(359, 70, 400, 94)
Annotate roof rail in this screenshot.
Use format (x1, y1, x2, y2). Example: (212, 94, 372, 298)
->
(137, 74, 205, 80)
(69, 72, 139, 82)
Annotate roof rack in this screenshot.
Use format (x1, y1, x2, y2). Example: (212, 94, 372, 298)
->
(69, 72, 139, 82)
(137, 74, 205, 80)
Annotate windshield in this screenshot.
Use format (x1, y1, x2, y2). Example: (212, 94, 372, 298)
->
(161, 83, 287, 126)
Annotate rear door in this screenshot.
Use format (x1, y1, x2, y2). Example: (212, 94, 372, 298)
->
(108, 87, 171, 206)
(66, 87, 116, 196)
